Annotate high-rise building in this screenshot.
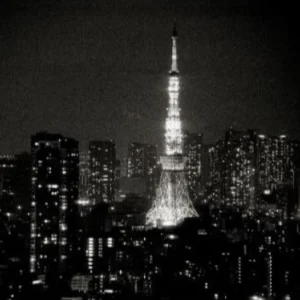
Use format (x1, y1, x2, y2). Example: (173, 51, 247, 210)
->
(266, 252, 273, 300)
(126, 142, 158, 201)
(14, 152, 31, 214)
(146, 23, 198, 227)
(206, 131, 298, 210)
(206, 129, 257, 208)
(223, 129, 256, 208)
(89, 140, 116, 205)
(115, 159, 121, 190)
(0, 153, 31, 266)
(257, 135, 293, 196)
(0, 155, 17, 220)
(79, 152, 90, 200)
(127, 143, 144, 178)
(0, 155, 17, 258)
(77, 152, 91, 216)
(289, 140, 300, 182)
(127, 143, 157, 178)
(0, 153, 31, 226)
(206, 140, 225, 204)
(184, 132, 203, 202)
(29, 132, 79, 281)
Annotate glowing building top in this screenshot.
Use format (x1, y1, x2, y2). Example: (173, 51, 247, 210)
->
(165, 22, 183, 156)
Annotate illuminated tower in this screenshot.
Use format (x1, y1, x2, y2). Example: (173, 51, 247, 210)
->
(146, 23, 198, 227)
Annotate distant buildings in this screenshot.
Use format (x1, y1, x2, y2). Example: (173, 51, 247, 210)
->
(115, 159, 121, 190)
(207, 140, 224, 204)
(206, 129, 299, 212)
(0, 153, 31, 257)
(207, 129, 256, 208)
(89, 140, 116, 205)
(29, 132, 79, 281)
(127, 142, 157, 179)
(257, 134, 292, 195)
(126, 142, 158, 201)
(0, 155, 18, 260)
(2, 129, 300, 300)
(79, 152, 90, 201)
(77, 152, 91, 216)
(223, 129, 256, 208)
(0, 155, 17, 220)
(184, 132, 203, 202)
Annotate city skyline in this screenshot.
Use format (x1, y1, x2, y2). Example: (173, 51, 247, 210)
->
(1, 2, 300, 298)
(0, 0, 299, 156)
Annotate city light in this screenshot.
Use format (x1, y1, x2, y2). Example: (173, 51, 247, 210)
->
(77, 199, 90, 206)
(250, 296, 266, 300)
(0, 14, 299, 300)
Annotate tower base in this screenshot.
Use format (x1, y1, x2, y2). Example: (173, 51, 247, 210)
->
(146, 160, 198, 227)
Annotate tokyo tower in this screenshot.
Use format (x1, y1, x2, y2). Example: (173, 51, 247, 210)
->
(146, 23, 198, 227)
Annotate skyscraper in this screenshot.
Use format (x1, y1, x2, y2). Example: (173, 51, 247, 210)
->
(79, 152, 90, 199)
(206, 129, 257, 208)
(0, 155, 17, 220)
(257, 134, 293, 196)
(146, 23, 198, 227)
(0, 155, 17, 257)
(127, 143, 144, 178)
(289, 139, 300, 185)
(206, 140, 225, 204)
(127, 142, 157, 179)
(78, 152, 91, 216)
(89, 140, 116, 205)
(184, 132, 203, 202)
(29, 132, 79, 281)
(223, 129, 256, 208)
(206, 131, 298, 210)
(127, 142, 158, 200)
(115, 159, 121, 190)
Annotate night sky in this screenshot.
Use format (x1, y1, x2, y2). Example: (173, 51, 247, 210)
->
(0, 0, 299, 157)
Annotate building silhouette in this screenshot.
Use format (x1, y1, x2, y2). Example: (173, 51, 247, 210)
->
(184, 132, 203, 202)
(89, 140, 116, 205)
(29, 132, 79, 283)
(207, 130, 298, 212)
(126, 142, 158, 202)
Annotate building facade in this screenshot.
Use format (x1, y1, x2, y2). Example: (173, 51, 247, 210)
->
(206, 130, 298, 211)
(127, 142, 158, 201)
(127, 142, 157, 179)
(29, 132, 79, 281)
(257, 134, 293, 195)
(207, 140, 225, 204)
(89, 140, 116, 205)
(184, 132, 203, 202)
(223, 129, 257, 208)
(0, 155, 17, 220)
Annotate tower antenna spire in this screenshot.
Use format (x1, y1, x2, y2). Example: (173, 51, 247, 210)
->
(170, 21, 179, 74)
(172, 19, 178, 37)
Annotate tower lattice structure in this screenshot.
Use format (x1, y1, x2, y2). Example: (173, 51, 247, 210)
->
(146, 24, 198, 227)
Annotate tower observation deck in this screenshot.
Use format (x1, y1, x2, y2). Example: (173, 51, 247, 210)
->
(146, 23, 198, 227)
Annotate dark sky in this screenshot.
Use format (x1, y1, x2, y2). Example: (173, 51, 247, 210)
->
(0, 0, 299, 157)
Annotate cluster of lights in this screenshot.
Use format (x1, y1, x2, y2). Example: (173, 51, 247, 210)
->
(250, 296, 266, 300)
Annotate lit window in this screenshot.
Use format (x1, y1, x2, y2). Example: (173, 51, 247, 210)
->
(107, 237, 114, 248)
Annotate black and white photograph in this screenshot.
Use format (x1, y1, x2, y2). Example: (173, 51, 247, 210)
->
(0, 1, 299, 299)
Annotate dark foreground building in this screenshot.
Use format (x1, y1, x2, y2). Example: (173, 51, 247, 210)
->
(29, 132, 80, 284)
